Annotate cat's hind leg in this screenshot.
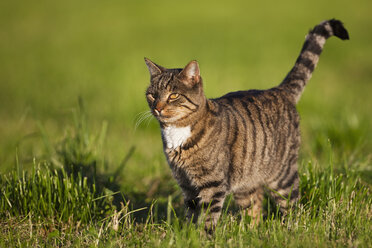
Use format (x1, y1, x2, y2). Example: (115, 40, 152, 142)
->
(233, 186, 264, 225)
(267, 167, 300, 217)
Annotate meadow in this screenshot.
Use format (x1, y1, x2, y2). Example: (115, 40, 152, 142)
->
(0, 0, 371, 247)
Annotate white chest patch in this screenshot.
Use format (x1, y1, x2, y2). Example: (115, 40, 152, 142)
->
(162, 125, 191, 149)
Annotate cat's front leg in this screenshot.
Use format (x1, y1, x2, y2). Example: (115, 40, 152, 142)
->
(184, 196, 201, 223)
(196, 184, 227, 232)
(183, 183, 227, 231)
(179, 183, 201, 223)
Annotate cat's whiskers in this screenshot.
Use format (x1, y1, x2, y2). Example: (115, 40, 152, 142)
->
(134, 110, 153, 131)
(145, 115, 154, 128)
(134, 110, 151, 119)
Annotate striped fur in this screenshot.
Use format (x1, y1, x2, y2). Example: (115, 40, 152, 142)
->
(144, 19, 349, 230)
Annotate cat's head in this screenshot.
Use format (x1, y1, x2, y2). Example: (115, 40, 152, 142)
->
(145, 58, 206, 125)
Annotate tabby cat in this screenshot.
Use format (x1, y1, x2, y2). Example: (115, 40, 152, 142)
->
(144, 19, 349, 229)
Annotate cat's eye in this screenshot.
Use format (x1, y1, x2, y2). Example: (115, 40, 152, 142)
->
(146, 94, 155, 102)
(168, 93, 180, 101)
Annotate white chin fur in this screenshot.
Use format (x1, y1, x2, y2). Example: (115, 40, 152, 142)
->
(162, 125, 191, 149)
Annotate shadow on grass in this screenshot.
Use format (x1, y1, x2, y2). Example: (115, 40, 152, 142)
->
(51, 100, 131, 208)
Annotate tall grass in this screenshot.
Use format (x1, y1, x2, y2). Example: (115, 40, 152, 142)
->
(0, 100, 136, 222)
(0, 161, 113, 223)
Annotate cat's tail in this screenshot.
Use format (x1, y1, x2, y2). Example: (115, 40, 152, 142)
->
(278, 19, 349, 103)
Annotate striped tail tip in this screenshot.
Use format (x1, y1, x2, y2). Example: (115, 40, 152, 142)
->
(278, 19, 349, 104)
(329, 19, 349, 40)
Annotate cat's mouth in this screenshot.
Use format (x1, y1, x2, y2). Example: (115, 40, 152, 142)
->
(153, 111, 181, 124)
(155, 114, 172, 122)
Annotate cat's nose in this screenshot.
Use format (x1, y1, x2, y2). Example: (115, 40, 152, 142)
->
(154, 102, 165, 115)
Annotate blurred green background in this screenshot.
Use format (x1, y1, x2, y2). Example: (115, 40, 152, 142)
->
(1, 0, 371, 194)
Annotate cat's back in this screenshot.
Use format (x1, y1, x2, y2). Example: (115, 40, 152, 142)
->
(214, 87, 298, 122)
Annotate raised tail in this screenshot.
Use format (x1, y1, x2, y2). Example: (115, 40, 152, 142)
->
(278, 19, 349, 103)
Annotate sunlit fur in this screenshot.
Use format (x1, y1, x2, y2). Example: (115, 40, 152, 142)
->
(145, 19, 349, 231)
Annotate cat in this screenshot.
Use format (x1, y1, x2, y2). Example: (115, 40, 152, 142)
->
(144, 19, 349, 230)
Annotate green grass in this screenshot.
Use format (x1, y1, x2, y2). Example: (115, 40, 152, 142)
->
(0, 0, 371, 246)
(1, 150, 370, 246)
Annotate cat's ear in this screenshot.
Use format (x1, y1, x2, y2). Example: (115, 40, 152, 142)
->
(178, 60, 201, 86)
(144, 58, 165, 77)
